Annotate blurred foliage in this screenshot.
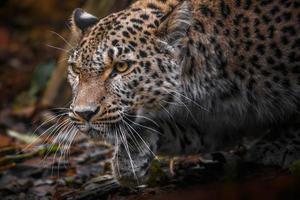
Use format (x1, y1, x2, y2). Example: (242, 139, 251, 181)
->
(30, 61, 56, 100)
(14, 61, 56, 110)
(147, 157, 169, 187)
(0, 0, 83, 110)
(289, 160, 300, 176)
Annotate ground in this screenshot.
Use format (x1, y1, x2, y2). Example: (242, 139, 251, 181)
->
(0, 1, 299, 199)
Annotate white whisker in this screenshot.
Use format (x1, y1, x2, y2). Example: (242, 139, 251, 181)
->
(49, 30, 75, 50)
(46, 44, 70, 53)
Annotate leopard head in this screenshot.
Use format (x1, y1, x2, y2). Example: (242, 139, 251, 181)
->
(67, 2, 191, 140)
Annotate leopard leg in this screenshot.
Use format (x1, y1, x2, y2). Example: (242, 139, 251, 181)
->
(245, 122, 300, 168)
(111, 127, 158, 187)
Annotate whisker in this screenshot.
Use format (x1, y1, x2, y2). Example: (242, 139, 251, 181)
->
(65, 126, 77, 161)
(120, 122, 144, 153)
(49, 30, 75, 50)
(164, 94, 198, 123)
(121, 118, 156, 158)
(57, 57, 69, 64)
(114, 131, 121, 178)
(46, 44, 70, 53)
(123, 113, 159, 127)
(40, 118, 70, 144)
(123, 115, 161, 135)
(59, 125, 76, 169)
(40, 119, 71, 165)
(20, 116, 68, 154)
(51, 123, 74, 176)
(33, 112, 68, 134)
(167, 89, 209, 112)
(118, 126, 138, 182)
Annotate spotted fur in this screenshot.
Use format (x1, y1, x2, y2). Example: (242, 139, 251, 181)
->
(67, 0, 300, 186)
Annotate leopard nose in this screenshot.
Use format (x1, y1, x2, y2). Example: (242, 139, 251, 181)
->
(74, 106, 100, 121)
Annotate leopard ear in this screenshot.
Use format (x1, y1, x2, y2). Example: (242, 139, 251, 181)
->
(156, 2, 192, 46)
(71, 8, 98, 35)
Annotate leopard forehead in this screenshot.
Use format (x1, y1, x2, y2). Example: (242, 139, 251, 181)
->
(69, 8, 165, 73)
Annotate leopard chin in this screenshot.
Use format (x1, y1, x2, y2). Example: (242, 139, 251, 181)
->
(82, 122, 125, 143)
(81, 127, 115, 144)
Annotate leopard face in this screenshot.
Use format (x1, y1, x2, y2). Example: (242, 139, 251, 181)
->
(67, 8, 180, 139)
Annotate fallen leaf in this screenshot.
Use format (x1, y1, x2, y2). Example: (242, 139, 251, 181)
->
(0, 134, 14, 148)
(6, 130, 41, 144)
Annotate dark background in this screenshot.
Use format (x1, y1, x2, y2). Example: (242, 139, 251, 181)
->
(0, 0, 299, 199)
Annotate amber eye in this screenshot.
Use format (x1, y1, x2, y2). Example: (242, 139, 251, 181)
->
(114, 62, 129, 73)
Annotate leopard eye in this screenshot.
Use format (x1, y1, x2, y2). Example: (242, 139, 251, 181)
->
(69, 62, 79, 74)
(114, 62, 129, 73)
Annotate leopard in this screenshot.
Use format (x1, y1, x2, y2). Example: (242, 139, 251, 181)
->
(66, 0, 300, 187)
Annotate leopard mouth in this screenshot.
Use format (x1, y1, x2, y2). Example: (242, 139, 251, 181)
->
(75, 122, 117, 133)
(84, 122, 126, 144)
(75, 121, 122, 135)
(72, 110, 137, 139)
